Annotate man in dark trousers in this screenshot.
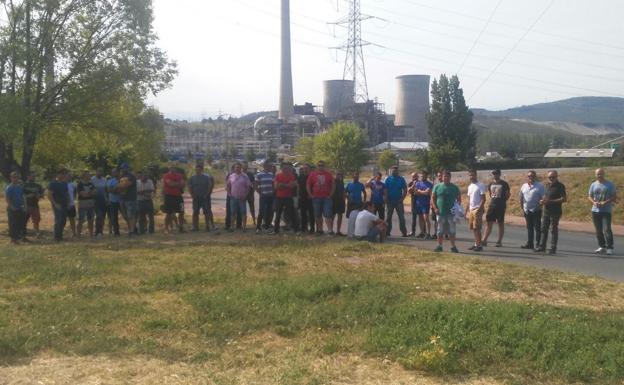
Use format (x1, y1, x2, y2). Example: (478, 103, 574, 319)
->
(535, 170, 566, 254)
(297, 164, 315, 233)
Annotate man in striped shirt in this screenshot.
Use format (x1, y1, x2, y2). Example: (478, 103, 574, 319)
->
(255, 161, 275, 233)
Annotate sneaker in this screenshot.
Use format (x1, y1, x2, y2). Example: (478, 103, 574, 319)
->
(316, 231, 324, 236)
(328, 231, 335, 236)
(468, 245, 476, 251)
(520, 244, 533, 249)
(336, 232, 345, 237)
(255, 229, 262, 234)
(401, 233, 409, 238)
(534, 247, 545, 253)
(473, 246, 483, 252)
(481, 241, 488, 247)
(450, 246, 459, 253)
(416, 233, 426, 239)
(548, 248, 556, 255)
(433, 245, 443, 252)
(408, 232, 415, 237)
(267, 230, 276, 235)
(495, 241, 502, 247)
(606, 249, 614, 255)
(594, 247, 607, 254)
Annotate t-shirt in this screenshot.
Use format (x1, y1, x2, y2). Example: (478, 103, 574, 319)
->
(76, 180, 96, 208)
(5, 183, 25, 210)
(415, 180, 433, 207)
(119, 173, 137, 202)
(137, 179, 155, 201)
(467, 182, 487, 210)
(23, 181, 44, 208)
(48, 180, 69, 208)
(354, 210, 379, 237)
(333, 180, 345, 205)
(245, 171, 256, 198)
(106, 178, 120, 204)
(91, 176, 107, 204)
(67, 182, 76, 208)
(347, 209, 361, 237)
(227, 172, 251, 199)
(307, 171, 334, 199)
(433, 183, 460, 216)
(297, 173, 309, 200)
(274, 172, 296, 198)
(189, 174, 213, 198)
(257, 171, 275, 196)
(384, 175, 407, 203)
(520, 182, 545, 213)
(369, 180, 386, 204)
(488, 180, 510, 209)
(589, 181, 617, 213)
(346, 181, 366, 204)
(543, 181, 566, 216)
(163, 171, 184, 196)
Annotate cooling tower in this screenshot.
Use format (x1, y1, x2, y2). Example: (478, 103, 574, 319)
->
(395, 75, 430, 140)
(278, 0, 294, 119)
(322, 80, 355, 118)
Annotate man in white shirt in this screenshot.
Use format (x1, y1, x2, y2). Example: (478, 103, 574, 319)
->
(519, 170, 545, 250)
(347, 207, 362, 238)
(465, 170, 486, 252)
(354, 201, 387, 243)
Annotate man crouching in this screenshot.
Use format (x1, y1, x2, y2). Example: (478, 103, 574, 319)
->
(354, 201, 387, 243)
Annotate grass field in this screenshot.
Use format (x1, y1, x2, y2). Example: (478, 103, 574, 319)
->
(1, 231, 623, 384)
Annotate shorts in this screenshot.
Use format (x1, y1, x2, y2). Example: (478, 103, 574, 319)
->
(313, 198, 333, 219)
(78, 207, 95, 221)
(27, 206, 41, 223)
(121, 200, 138, 218)
(229, 198, 247, 217)
(356, 226, 380, 242)
(67, 206, 76, 218)
(436, 214, 456, 236)
(415, 203, 431, 215)
(468, 207, 484, 230)
(486, 206, 506, 223)
(192, 196, 211, 215)
(164, 194, 184, 214)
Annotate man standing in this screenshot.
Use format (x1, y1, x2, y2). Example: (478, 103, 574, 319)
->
(242, 161, 256, 228)
(66, 174, 77, 237)
(384, 165, 408, 237)
(255, 161, 275, 233)
(482, 169, 510, 247)
(465, 170, 486, 252)
(92, 168, 108, 238)
(189, 164, 214, 232)
(76, 170, 96, 237)
(535, 170, 566, 254)
(332, 172, 346, 236)
(226, 162, 252, 232)
(137, 171, 156, 234)
(106, 168, 121, 236)
(345, 173, 366, 219)
(306, 160, 335, 235)
(23, 172, 44, 237)
(354, 201, 387, 243)
(297, 164, 314, 233)
(519, 170, 545, 250)
(5, 171, 26, 244)
(432, 170, 461, 253)
(413, 171, 433, 238)
(367, 172, 386, 220)
(48, 169, 70, 242)
(118, 165, 139, 237)
(162, 165, 185, 234)
(588, 168, 617, 255)
(272, 162, 299, 234)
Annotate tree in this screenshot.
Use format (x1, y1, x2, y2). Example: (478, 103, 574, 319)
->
(313, 121, 369, 174)
(427, 74, 476, 169)
(244, 148, 256, 163)
(0, 0, 176, 178)
(378, 149, 397, 173)
(294, 136, 315, 165)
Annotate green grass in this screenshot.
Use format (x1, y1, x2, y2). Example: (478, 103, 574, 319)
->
(1, 236, 624, 384)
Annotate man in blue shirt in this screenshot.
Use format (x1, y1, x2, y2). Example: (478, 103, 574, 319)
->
(384, 165, 408, 237)
(367, 172, 387, 220)
(413, 171, 434, 238)
(47, 169, 70, 241)
(5, 171, 27, 244)
(588, 168, 617, 255)
(345, 173, 366, 219)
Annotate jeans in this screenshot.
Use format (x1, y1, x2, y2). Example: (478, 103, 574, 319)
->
(247, 193, 255, 223)
(53, 207, 68, 241)
(523, 210, 542, 247)
(386, 200, 407, 236)
(138, 199, 155, 234)
(411, 201, 418, 234)
(539, 213, 560, 251)
(229, 198, 247, 227)
(257, 195, 274, 230)
(592, 212, 614, 249)
(373, 202, 385, 220)
(274, 197, 298, 233)
(7, 209, 25, 241)
(299, 199, 315, 232)
(95, 201, 107, 235)
(108, 202, 121, 236)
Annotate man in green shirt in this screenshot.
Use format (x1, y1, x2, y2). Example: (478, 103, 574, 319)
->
(431, 170, 461, 253)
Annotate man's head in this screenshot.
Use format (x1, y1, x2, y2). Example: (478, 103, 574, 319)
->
(353, 172, 360, 182)
(364, 200, 375, 213)
(233, 163, 242, 174)
(9, 171, 20, 184)
(442, 170, 451, 184)
(140, 171, 149, 181)
(492, 169, 501, 181)
(527, 170, 537, 184)
(436, 171, 443, 182)
(336, 171, 343, 181)
(81, 170, 90, 181)
(96, 167, 104, 178)
(547, 170, 558, 183)
(595, 168, 605, 182)
(410, 172, 418, 181)
(27, 172, 35, 182)
(263, 161, 272, 171)
(468, 169, 478, 183)
(391, 165, 399, 176)
(375, 172, 382, 182)
(421, 170, 429, 181)
(281, 162, 292, 173)
(111, 168, 119, 178)
(300, 163, 310, 174)
(242, 161, 248, 172)
(317, 160, 326, 171)
(56, 169, 67, 181)
(195, 163, 204, 175)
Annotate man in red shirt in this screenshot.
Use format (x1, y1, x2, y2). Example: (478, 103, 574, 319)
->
(162, 165, 185, 233)
(272, 162, 299, 234)
(306, 160, 335, 235)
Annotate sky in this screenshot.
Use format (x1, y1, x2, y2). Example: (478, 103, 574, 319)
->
(148, 0, 624, 120)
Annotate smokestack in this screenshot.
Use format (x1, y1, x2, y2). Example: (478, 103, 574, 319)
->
(395, 75, 430, 141)
(279, 0, 294, 119)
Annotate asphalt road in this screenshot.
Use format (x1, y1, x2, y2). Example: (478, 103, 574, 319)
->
(211, 189, 624, 282)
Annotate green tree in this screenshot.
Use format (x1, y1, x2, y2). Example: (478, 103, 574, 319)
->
(295, 136, 315, 165)
(378, 149, 398, 173)
(244, 148, 257, 163)
(0, 0, 176, 178)
(313, 121, 369, 174)
(427, 74, 476, 169)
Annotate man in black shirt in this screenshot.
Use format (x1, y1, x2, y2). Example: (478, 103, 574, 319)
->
(47, 169, 70, 241)
(482, 169, 511, 247)
(298, 164, 315, 233)
(535, 170, 566, 254)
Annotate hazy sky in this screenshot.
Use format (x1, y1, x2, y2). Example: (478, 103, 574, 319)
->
(149, 0, 624, 120)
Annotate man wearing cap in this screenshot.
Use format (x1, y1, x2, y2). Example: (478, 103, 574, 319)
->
(589, 168, 617, 255)
(306, 160, 335, 235)
(482, 169, 511, 247)
(5, 171, 27, 244)
(255, 161, 275, 233)
(384, 165, 408, 237)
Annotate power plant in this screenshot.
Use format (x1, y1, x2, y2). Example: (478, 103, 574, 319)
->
(394, 75, 431, 141)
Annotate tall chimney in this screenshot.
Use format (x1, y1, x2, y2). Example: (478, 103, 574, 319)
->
(279, 0, 294, 119)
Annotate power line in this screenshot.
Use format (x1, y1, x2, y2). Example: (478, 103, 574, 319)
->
(457, 0, 503, 74)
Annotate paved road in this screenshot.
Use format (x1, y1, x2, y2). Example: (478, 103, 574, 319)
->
(211, 190, 624, 282)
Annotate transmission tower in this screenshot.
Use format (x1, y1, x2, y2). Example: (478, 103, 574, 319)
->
(331, 0, 372, 103)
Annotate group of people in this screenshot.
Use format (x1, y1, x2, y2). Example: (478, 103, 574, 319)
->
(3, 161, 618, 256)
